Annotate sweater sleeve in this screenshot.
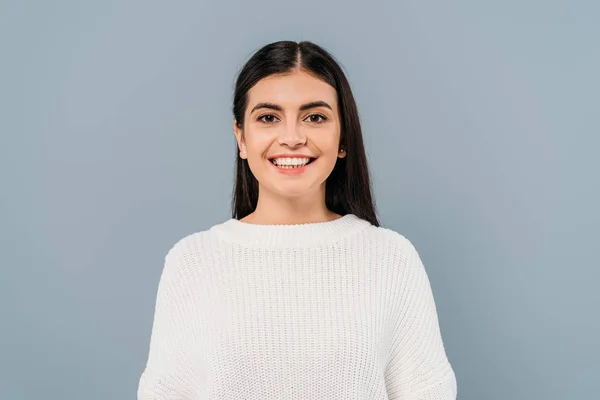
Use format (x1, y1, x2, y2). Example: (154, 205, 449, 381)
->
(384, 238, 457, 400)
(137, 248, 198, 399)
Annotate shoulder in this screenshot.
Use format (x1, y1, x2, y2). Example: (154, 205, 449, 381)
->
(166, 224, 224, 260)
(364, 226, 438, 308)
(165, 230, 209, 259)
(361, 223, 426, 275)
(363, 223, 419, 254)
(160, 221, 227, 277)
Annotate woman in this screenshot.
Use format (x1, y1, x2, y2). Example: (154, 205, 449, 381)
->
(138, 40, 457, 399)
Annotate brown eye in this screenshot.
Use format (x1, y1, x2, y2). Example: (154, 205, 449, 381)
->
(258, 114, 279, 123)
(306, 114, 327, 123)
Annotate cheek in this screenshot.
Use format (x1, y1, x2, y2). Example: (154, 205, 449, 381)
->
(243, 133, 272, 175)
(314, 134, 341, 156)
(244, 132, 269, 157)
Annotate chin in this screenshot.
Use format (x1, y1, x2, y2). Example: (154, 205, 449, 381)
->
(266, 182, 321, 198)
(274, 187, 311, 198)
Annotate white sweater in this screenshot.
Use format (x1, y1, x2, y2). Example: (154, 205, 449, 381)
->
(137, 214, 457, 399)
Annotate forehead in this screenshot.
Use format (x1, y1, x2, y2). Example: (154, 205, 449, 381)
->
(247, 70, 338, 109)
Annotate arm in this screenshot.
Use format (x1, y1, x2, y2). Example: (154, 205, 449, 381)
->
(137, 248, 197, 399)
(384, 238, 457, 400)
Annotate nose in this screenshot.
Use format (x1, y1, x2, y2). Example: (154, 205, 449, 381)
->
(277, 121, 306, 148)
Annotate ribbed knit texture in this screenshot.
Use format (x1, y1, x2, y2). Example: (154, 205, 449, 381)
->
(137, 214, 457, 399)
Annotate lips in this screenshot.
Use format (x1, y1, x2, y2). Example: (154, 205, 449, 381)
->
(268, 157, 316, 167)
(267, 156, 317, 175)
(267, 155, 317, 166)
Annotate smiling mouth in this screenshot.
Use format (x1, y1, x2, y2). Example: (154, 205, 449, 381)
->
(268, 157, 317, 169)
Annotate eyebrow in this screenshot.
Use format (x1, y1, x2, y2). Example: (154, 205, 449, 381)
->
(250, 101, 332, 114)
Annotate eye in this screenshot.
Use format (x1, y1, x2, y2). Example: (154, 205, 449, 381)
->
(305, 114, 327, 123)
(257, 114, 279, 123)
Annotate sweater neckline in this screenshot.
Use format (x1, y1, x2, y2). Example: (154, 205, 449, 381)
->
(211, 213, 371, 248)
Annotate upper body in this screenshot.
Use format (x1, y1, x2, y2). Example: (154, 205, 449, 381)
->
(138, 39, 457, 399)
(137, 213, 457, 399)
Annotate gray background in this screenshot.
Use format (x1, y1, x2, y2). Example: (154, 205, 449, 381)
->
(1, 0, 598, 399)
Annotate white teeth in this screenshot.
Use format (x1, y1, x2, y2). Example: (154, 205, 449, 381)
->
(271, 157, 311, 167)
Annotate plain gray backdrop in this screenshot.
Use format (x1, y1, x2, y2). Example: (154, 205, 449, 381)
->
(1, 0, 598, 399)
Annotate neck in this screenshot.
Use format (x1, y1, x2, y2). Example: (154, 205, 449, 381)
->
(244, 185, 335, 225)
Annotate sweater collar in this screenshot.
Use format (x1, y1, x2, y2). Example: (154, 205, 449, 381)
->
(210, 213, 371, 248)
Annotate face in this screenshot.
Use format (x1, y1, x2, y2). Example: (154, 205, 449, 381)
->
(234, 69, 346, 199)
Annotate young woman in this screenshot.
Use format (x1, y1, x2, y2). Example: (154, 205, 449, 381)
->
(138, 40, 457, 399)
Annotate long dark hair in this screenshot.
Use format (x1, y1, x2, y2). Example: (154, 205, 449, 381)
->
(231, 40, 379, 227)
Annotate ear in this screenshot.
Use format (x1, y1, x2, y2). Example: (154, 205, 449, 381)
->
(233, 120, 247, 159)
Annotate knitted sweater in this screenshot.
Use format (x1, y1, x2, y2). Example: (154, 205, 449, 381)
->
(137, 214, 457, 399)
